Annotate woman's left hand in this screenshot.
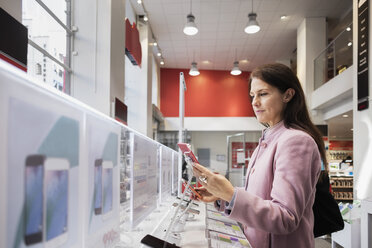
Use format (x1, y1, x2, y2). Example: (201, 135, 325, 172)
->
(192, 163, 235, 202)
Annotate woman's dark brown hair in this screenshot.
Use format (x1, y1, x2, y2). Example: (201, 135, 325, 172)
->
(250, 63, 327, 173)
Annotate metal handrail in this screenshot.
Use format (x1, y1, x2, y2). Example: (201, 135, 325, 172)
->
(314, 22, 353, 62)
(35, 0, 73, 35)
(29, 39, 72, 73)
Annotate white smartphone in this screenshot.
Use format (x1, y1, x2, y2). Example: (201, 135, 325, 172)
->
(94, 159, 103, 215)
(102, 161, 114, 220)
(24, 155, 44, 245)
(43, 158, 69, 248)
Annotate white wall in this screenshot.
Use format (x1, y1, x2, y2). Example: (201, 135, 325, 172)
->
(297, 17, 327, 112)
(152, 55, 160, 107)
(0, 0, 21, 22)
(353, 0, 372, 200)
(124, 1, 154, 137)
(311, 66, 353, 120)
(164, 117, 263, 131)
(72, 0, 110, 115)
(110, 0, 126, 107)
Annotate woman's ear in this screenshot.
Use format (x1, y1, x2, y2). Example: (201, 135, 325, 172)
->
(283, 88, 295, 103)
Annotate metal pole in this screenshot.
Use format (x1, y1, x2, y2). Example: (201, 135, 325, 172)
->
(178, 72, 186, 196)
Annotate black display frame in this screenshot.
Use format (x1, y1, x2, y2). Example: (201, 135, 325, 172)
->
(358, 0, 370, 111)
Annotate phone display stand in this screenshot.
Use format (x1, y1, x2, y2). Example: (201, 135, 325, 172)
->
(162, 153, 199, 245)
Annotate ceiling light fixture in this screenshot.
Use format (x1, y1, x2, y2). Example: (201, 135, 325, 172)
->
(157, 52, 161, 57)
(346, 26, 351, 32)
(137, 0, 142, 4)
(348, 42, 352, 47)
(230, 49, 241, 75)
(280, 15, 287, 20)
(244, 0, 260, 34)
(153, 42, 157, 46)
(342, 114, 349, 118)
(183, 0, 198, 36)
(189, 62, 200, 76)
(160, 59, 165, 65)
(143, 15, 148, 21)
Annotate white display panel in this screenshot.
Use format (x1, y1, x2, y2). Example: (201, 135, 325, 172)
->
(131, 133, 158, 228)
(0, 61, 84, 248)
(160, 146, 172, 201)
(85, 113, 121, 247)
(119, 127, 132, 227)
(172, 151, 180, 195)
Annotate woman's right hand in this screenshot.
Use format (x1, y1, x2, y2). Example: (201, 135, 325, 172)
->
(194, 187, 220, 203)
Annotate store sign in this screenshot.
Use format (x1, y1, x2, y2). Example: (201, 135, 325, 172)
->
(125, 19, 142, 67)
(358, 0, 369, 111)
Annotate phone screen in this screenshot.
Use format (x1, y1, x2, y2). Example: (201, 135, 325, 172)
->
(94, 159, 103, 214)
(102, 167, 113, 214)
(25, 160, 43, 245)
(45, 169, 68, 241)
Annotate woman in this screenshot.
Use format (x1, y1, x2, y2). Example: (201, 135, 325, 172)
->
(193, 63, 326, 248)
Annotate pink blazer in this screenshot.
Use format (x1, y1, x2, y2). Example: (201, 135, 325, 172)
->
(218, 121, 321, 248)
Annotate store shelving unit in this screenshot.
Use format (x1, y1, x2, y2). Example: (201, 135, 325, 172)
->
(330, 176, 353, 202)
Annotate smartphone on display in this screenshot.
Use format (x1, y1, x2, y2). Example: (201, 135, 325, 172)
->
(44, 158, 69, 247)
(24, 155, 44, 245)
(140, 234, 180, 248)
(102, 161, 113, 219)
(182, 180, 201, 199)
(177, 143, 199, 164)
(94, 159, 103, 215)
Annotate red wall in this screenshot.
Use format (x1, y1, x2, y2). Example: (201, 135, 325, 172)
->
(160, 68, 255, 117)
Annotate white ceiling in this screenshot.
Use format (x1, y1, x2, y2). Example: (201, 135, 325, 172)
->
(130, 0, 353, 139)
(131, 0, 352, 71)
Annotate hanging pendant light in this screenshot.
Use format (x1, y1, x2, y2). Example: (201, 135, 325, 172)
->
(231, 49, 242, 75)
(189, 62, 200, 76)
(231, 61, 242, 75)
(244, 0, 260, 34)
(183, 0, 198, 36)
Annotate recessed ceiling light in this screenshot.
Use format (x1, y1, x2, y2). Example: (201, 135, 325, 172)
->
(201, 60, 211, 64)
(157, 52, 161, 57)
(153, 42, 158, 46)
(160, 60, 165, 65)
(240, 59, 249, 63)
(351, 128, 354, 131)
(137, 0, 142, 4)
(342, 114, 349, 118)
(348, 42, 352, 47)
(346, 27, 351, 31)
(143, 15, 148, 22)
(280, 15, 287, 20)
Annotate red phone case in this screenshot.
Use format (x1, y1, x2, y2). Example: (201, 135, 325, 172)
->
(182, 181, 201, 198)
(177, 143, 199, 163)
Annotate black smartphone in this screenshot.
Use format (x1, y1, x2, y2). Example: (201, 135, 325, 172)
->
(140, 234, 180, 248)
(24, 155, 44, 245)
(94, 159, 103, 215)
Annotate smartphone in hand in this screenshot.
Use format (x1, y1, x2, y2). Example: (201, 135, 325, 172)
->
(177, 143, 198, 164)
(182, 180, 201, 199)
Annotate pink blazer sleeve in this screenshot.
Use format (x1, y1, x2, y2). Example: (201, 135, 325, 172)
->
(226, 133, 320, 234)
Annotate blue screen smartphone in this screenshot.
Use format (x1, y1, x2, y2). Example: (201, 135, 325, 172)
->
(94, 159, 103, 215)
(102, 161, 113, 218)
(44, 158, 69, 247)
(24, 155, 44, 245)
